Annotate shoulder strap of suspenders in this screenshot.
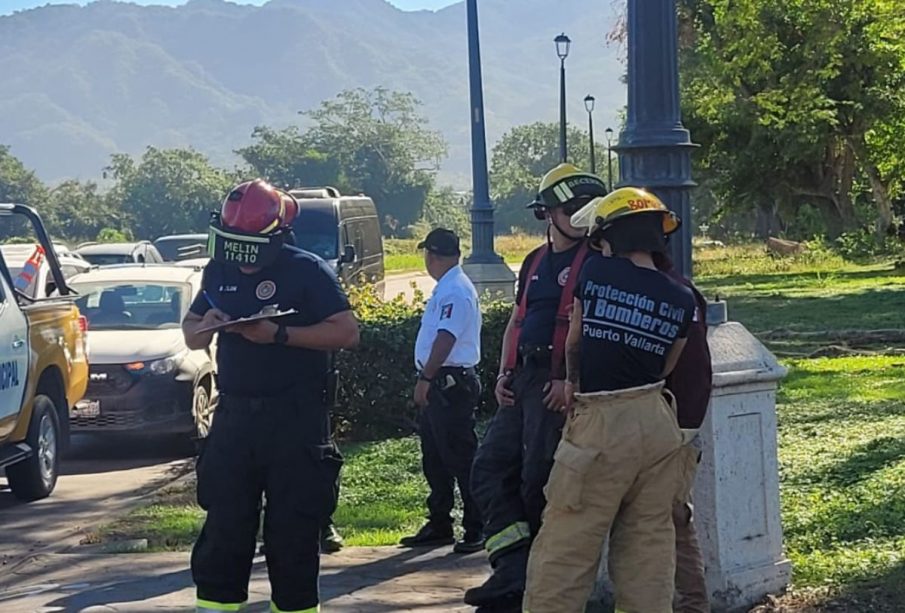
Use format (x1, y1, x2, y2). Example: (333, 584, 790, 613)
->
(503, 242, 589, 378)
(503, 244, 548, 373)
(550, 242, 589, 378)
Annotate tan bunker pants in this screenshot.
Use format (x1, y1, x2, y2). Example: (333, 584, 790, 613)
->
(524, 381, 697, 613)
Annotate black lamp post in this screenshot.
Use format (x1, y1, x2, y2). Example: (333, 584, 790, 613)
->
(463, 0, 502, 265)
(555, 33, 571, 162)
(462, 0, 514, 305)
(605, 127, 614, 191)
(619, 0, 696, 278)
(584, 95, 596, 174)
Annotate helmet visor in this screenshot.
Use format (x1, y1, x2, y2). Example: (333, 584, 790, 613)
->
(209, 221, 284, 268)
(570, 199, 601, 232)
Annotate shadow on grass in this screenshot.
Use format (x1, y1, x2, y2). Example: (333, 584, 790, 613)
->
(716, 288, 905, 334)
(699, 266, 905, 289)
(777, 400, 904, 428)
(758, 559, 905, 612)
(795, 436, 905, 487)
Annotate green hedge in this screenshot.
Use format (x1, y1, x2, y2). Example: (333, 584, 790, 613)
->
(335, 285, 511, 440)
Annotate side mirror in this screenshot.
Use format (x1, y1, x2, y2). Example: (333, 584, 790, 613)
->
(340, 244, 356, 264)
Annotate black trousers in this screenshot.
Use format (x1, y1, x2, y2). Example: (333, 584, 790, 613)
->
(419, 368, 483, 535)
(471, 361, 566, 560)
(191, 390, 342, 611)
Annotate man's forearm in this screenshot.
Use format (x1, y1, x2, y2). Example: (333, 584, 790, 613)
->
(182, 319, 214, 351)
(497, 311, 518, 376)
(565, 341, 581, 385)
(286, 312, 360, 351)
(421, 331, 456, 379)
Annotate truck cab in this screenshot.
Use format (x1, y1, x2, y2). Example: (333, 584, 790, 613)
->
(0, 204, 88, 501)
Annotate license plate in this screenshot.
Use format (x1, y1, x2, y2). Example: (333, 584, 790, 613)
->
(72, 400, 101, 418)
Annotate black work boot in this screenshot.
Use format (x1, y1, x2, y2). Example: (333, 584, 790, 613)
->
(463, 546, 528, 607)
(453, 529, 484, 554)
(399, 522, 455, 548)
(321, 523, 344, 554)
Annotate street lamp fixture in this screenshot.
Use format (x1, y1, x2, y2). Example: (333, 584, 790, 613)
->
(555, 33, 571, 162)
(584, 95, 596, 174)
(605, 127, 615, 191)
(555, 33, 571, 60)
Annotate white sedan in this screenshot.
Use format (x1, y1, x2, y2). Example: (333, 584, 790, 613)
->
(67, 264, 217, 440)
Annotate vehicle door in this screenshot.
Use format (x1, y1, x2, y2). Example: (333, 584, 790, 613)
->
(0, 270, 29, 437)
(363, 215, 385, 285)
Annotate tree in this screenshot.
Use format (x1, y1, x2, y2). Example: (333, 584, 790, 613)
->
(302, 88, 447, 227)
(678, 0, 905, 240)
(489, 122, 601, 232)
(419, 186, 472, 239)
(0, 146, 49, 240)
(42, 180, 128, 242)
(236, 126, 342, 190)
(106, 147, 233, 240)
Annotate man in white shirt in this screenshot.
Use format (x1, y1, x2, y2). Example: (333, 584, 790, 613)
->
(401, 228, 484, 554)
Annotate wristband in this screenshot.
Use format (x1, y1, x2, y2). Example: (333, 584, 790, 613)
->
(273, 324, 289, 345)
(418, 372, 435, 383)
(496, 373, 509, 382)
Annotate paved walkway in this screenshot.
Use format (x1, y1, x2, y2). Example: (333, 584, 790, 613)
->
(0, 546, 490, 612)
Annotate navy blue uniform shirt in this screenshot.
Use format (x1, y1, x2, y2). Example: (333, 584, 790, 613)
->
(516, 242, 583, 348)
(190, 246, 350, 397)
(573, 254, 695, 392)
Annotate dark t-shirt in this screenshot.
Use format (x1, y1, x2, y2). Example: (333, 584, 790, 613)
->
(190, 246, 350, 397)
(516, 243, 583, 347)
(573, 254, 696, 392)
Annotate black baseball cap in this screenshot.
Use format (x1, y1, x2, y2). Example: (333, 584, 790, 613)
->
(417, 228, 461, 257)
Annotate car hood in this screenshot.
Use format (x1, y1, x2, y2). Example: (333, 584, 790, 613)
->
(87, 328, 186, 364)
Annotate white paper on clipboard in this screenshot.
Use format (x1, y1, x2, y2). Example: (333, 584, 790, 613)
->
(196, 308, 297, 334)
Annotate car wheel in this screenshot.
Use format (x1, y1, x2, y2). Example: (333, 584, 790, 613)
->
(193, 381, 214, 440)
(6, 395, 61, 502)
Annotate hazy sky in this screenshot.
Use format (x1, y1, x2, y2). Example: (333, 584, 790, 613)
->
(0, 0, 458, 15)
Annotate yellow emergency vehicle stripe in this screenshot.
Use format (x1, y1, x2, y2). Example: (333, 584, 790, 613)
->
(270, 602, 319, 613)
(485, 521, 531, 555)
(196, 598, 246, 611)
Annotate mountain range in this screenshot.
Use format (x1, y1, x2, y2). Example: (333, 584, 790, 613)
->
(0, 0, 625, 186)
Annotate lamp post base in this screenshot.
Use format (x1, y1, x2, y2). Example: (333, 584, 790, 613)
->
(462, 260, 516, 303)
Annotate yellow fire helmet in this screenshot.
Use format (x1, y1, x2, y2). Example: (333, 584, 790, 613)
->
(526, 163, 609, 210)
(570, 187, 681, 236)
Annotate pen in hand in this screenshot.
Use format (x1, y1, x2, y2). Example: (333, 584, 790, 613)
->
(203, 290, 219, 311)
(200, 290, 233, 330)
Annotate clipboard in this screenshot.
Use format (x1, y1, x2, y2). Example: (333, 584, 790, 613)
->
(197, 308, 297, 334)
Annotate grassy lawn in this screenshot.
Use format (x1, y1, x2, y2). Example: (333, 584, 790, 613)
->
(89, 242, 905, 609)
(384, 234, 541, 272)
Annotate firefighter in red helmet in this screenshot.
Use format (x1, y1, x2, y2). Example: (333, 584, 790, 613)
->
(183, 179, 359, 613)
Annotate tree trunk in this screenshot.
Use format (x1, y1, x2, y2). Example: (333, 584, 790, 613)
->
(848, 135, 894, 240)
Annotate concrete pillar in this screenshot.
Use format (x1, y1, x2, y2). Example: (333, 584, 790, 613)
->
(694, 322, 791, 609)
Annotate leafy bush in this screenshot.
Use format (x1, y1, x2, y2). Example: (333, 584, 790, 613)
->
(335, 284, 511, 440)
(834, 229, 904, 260)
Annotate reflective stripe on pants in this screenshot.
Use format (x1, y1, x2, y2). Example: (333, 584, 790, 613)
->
(485, 521, 531, 556)
(270, 602, 320, 613)
(196, 598, 246, 611)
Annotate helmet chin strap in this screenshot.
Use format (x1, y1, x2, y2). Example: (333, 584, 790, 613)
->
(549, 216, 587, 243)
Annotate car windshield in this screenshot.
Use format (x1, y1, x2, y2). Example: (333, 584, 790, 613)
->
(70, 281, 190, 330)
(291, 210, 338, 260)
(80, 253, 133, 266)
(155, 237, 209, 261)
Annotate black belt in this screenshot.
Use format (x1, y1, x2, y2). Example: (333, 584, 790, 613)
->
(437, 366, 477, 378)
(518, 344, 552, 368)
